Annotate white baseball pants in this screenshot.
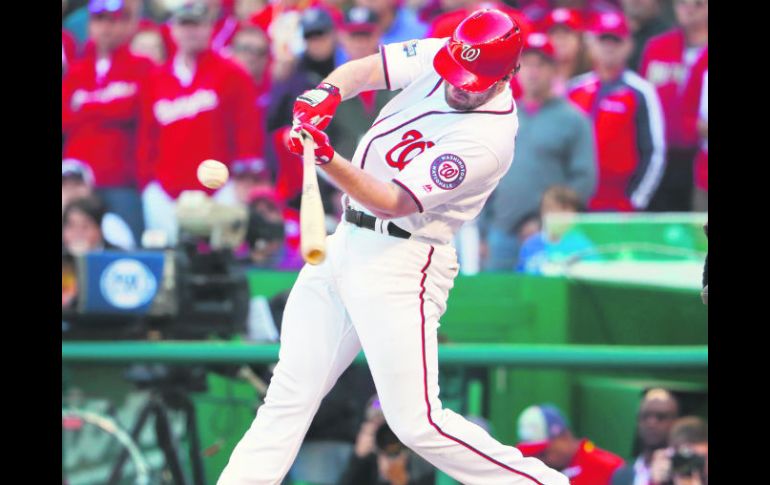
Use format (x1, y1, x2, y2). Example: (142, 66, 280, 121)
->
(218, 221, 569, 485)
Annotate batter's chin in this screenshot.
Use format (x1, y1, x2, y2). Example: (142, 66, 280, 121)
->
(443, 82, 493, 111)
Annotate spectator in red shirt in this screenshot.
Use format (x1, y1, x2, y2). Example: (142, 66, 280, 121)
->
(567, 11, 666, 211)
(639, 0, 707, 211)
(62, 0, 154, 244)
(137, 0, 263, 244)
(517, 403, 625, 485)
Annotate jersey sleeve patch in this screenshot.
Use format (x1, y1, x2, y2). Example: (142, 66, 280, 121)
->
(430, 154, 466, 190)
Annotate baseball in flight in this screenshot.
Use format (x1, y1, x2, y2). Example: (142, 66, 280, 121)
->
(197, 159, 229, 189)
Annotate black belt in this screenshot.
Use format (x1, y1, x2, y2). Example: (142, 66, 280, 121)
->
(344, 207, 412, 240)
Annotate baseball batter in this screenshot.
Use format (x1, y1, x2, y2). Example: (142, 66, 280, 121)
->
(219, 9, 569, 485)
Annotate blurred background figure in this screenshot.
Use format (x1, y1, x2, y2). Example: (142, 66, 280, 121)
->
(63, 195, 122, 256)
(640, 0, 707, 212)
(228, 24, 271, 96)
(620, 0, 673, 71)
(517, 403, 625, 485)
(540, 8, 591, 96)
(137, 0, 263, 245)
(62, 0, 154, 244)
(62, 160, 137, 250)
(516, 185, 597, 274)
(567, 11, 666, 212)
(612, 388, 682, 485)
(482, 33, 595, 271)
(648, 416, 708, 485)
(339, 414, 435, 485)
(354, 0, 427, 45)
(130, 26, 168, 64)
(238, 187, 297, 269)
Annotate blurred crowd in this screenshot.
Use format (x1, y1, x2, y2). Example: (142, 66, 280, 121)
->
(61, 0, 707, 273)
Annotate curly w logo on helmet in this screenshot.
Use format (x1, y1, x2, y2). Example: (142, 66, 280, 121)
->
(460, 44, 481, 62)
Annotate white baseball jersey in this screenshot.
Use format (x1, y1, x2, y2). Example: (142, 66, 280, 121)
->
(346, 37, 519, 245)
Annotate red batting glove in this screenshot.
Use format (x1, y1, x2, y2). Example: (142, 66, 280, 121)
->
(292, 82, 341, 130)
(287, 123, 335, 165)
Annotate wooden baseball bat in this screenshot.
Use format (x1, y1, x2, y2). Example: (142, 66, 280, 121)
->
(299, 130, 327, 265)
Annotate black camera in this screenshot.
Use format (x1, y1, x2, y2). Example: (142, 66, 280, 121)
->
(62, 192, 253, 341)
(671, 448, 706, 477)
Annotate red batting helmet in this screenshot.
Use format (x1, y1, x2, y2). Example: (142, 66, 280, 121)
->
(433, 8, 524, 93)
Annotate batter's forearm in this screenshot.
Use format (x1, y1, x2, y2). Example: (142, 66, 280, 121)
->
(320, 153, 416, 219)
(324, 54, 387, 101)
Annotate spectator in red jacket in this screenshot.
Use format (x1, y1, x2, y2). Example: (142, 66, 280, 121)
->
(517, 403, 625, 485)
(137, 0, 263, 244)
(639, 0, 707, 211)
(62, 0, 154, 244)
(567, 11, 666, 211)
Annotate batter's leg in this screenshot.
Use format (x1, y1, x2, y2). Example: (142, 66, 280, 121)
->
(218, 260, 361, 485)
(342, 235, 569, 485)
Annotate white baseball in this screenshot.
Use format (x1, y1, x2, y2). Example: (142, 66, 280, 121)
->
(197, 159, 229, 189)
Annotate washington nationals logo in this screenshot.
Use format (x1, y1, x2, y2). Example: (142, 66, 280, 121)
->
(385, 130, 435, 171)
(430, 154, 466, 190)
(460, 44, 481, 62)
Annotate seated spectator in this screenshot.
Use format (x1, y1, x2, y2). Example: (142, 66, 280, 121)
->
(62, 160, 136, 250)
(517, 403, 625, 485)
(214, 158, 273, 206)
(238, 187, 305, 269)
(339, 406, 435, 485)
(649, 416, 708, 485)
(63, 196, 122, 256)
(521, 0, 622, 26)
(130, 27, 168, 64)
(517, 186, 597, 274)
(612, 388, 681, 485)
(567, 11, 666, 212)
(482, 33, 595, 271)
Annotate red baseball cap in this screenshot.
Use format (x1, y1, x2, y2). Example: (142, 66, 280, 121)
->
(541, 8, 584, 33)
(587, 11, 630, 39)
(522, 32, 556, 60)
